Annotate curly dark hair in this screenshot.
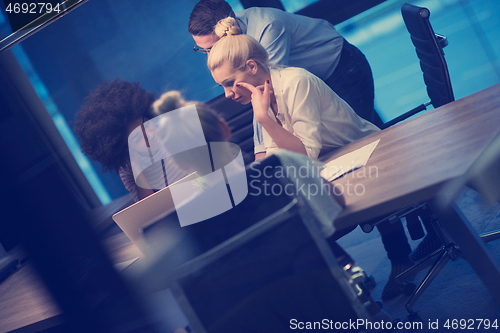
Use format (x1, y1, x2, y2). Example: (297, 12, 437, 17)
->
(188, 0, 235, 36)
(73, 79, 156, 172)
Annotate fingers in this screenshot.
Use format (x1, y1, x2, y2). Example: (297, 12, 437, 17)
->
(237, 81, 274, 95)
(235, 81, 259, 94)
(262, 79, 270, 98)
(255, 81, 274, 95)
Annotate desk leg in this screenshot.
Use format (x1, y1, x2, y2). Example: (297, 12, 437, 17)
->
(437, 202, 500, 303)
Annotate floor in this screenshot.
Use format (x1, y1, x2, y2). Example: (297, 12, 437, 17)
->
(337, 187, 500, 326)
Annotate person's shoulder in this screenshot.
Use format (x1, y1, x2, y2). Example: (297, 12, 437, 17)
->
(279, 66, 316, 83)
(119, 165, 131, 174)
(243, 7, 288, 21)
(274, 67, 325, 98)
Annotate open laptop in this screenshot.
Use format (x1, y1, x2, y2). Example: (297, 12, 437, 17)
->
(112, 171, 199, 256)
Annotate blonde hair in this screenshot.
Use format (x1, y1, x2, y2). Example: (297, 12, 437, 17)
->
(152, 90, 186, 114)
(214, 16, 241, 38)
(207, 17, 268, 73)
(152, 91, 227, 142)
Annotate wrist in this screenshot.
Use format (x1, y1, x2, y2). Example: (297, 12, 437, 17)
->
(259, 117, 277, 129)
(256, 113, 274, 127)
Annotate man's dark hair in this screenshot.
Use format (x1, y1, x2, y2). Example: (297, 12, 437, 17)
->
(188, 0, 236, 36)
(73, 79, 156, 172)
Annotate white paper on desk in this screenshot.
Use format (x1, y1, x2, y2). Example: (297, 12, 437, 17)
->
(320, 139, 380, 181)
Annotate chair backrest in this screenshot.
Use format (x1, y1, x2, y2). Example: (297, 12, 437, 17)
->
(382, 3, 455, 129)
(402, 3, 455, 109)
(206, 94, 254, 165)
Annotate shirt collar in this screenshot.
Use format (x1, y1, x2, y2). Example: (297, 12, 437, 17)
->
(235, 15, 247, 34)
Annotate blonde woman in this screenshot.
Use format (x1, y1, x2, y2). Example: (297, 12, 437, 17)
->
(208, 17, 379, 160)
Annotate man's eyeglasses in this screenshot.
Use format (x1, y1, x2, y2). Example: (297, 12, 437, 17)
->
(193, 43, 212, 54)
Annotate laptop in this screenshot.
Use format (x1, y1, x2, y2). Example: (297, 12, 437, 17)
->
(112, 171, 199, 256)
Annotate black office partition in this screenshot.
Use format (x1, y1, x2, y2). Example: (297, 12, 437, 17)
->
(0, 49, 155, 332)
(240, 0, 285, 10)
(239, 0, 387, 22)
(0, 40, 102, 249)
(296, 0, 387, 25)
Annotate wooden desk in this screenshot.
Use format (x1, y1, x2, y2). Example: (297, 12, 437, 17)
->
(0, 263, 63, 333)
(0, 232, 140, 333)
(326, 83, 500, 228)
(324, 83, 500, 302)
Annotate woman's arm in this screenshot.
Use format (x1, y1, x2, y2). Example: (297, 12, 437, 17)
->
(283, 73, 324, 159)
(237, 80, 307, 156)
(119, 165, 155, 201)
(131, 170, 156, 201)
(255, 152, 266, 160)
(259, 119, 307, 155)
(136, 185, 155, 201)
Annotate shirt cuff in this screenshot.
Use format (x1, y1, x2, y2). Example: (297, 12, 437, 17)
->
(254, 144, 266, 155)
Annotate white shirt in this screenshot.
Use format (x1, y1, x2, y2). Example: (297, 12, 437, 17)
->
(261, 67, 379, 159)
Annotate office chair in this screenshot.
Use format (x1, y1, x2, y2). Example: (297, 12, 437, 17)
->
(135, 155, 374, 332)
(206, 94, 255, 165)
(357, 3, 458, 301)
(362, 3, 456, 236)
(364, 5, 500, 318)
(381, 3, 454, 129)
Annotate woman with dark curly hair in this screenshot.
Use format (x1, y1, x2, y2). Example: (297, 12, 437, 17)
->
(74, 79, 156, 171)
(74, 79, 188, 201)
(74, 79, 231, 202)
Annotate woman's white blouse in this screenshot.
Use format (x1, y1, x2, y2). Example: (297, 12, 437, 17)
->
(262, 67, 380, 159)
